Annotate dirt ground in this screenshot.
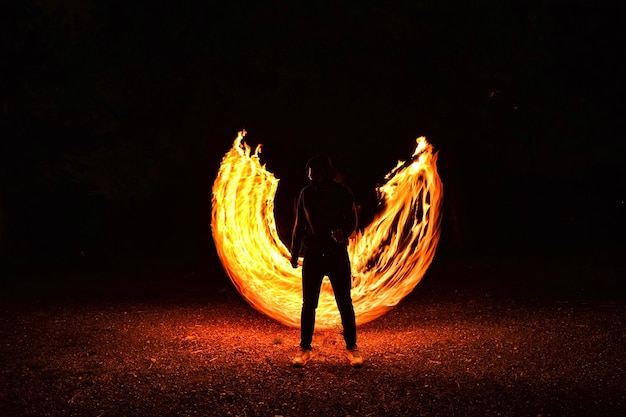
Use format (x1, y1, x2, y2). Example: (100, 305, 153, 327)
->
(1, 254, 625, 417)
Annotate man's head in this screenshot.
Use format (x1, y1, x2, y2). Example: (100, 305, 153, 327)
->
(306, 154, 335, 184)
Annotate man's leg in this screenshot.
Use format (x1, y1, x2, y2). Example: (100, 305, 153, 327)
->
(328, 250, 357, 350)
(300, 252, 324, 350)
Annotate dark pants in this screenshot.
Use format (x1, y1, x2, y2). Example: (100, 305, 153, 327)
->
(299, 246, 357, 350)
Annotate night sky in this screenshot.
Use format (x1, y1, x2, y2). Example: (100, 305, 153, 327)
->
(2, 1, 624, 282)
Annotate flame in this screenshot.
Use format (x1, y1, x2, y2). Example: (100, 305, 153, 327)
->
(211, 131, 443, 329)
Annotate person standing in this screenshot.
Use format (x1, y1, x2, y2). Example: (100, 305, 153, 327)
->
(290, 153, 363, 367)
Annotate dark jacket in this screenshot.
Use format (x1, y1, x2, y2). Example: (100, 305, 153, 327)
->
(291, 181, 358, 255)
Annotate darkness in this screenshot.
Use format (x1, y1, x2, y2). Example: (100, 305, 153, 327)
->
(1, 1, 624, 289)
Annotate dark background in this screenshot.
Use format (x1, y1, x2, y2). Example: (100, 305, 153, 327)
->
(2, 1, 624, 289)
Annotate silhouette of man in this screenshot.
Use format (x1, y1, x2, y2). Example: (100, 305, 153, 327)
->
(290, 153, 363, 367)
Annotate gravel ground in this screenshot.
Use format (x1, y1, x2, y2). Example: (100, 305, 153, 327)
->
(1, 255, 625, 417)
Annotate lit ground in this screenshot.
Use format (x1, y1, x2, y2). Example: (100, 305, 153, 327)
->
(1, 255, 625, 417)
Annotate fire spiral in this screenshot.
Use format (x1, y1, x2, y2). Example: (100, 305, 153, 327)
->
(211, 131, 443, 329)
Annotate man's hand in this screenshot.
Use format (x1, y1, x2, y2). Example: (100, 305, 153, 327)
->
(290, 254, 299, 268)
(331, 229, 345, 243)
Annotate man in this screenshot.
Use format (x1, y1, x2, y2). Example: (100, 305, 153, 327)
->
(290, 153, 363, 367)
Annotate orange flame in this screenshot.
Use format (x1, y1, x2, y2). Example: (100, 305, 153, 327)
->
(211, 131, 443, 329)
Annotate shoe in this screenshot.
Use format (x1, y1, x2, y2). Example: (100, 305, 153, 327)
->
(291, 349, 312, 367)
(346, 347, 364, 367)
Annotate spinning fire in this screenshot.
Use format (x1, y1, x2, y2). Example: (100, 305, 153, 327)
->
(211, 131, 443, 329)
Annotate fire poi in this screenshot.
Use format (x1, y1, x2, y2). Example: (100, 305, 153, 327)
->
(211, 131, 443, 329)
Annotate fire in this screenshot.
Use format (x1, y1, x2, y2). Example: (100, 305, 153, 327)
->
(211, 131, 443, 329)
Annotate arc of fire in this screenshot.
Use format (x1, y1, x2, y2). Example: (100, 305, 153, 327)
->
(211, 131, 443, 329)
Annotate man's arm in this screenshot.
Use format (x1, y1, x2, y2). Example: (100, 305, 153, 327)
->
(290, 190, 306, 267)
(331, 186, 358, 244)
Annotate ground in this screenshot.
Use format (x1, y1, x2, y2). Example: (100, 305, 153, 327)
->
(1, 254, 625, 417)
